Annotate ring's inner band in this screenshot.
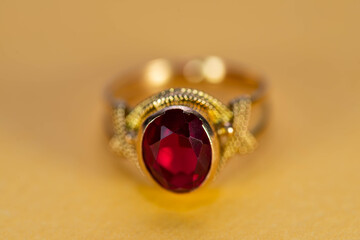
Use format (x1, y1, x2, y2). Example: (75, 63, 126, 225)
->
(106, 58, 268, 137)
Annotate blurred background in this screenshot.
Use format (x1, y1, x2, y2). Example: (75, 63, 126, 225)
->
(0, 0, 359, 239)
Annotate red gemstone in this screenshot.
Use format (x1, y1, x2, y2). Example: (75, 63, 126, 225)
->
(142, 108, 212, 193)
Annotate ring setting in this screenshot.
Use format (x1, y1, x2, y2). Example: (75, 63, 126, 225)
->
(106, 57, 268, 193)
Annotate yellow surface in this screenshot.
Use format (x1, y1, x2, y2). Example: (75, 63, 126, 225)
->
(1, 0, 360, 239)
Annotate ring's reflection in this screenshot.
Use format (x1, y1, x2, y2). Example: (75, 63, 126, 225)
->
(136, 183, 221, 211)
(107, 154, 221, 211)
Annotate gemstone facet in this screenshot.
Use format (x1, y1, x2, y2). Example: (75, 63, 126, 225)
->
(142, 108, 212, 193)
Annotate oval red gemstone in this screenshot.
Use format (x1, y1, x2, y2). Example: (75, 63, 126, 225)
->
(142, 108, 212, 193)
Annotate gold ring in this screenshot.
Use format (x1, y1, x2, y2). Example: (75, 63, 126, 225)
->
(105, 56, 269, 193)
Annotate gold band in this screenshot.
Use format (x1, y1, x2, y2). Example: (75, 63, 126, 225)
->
(105, 57, 269, 138)
(105, 56, 269, 192)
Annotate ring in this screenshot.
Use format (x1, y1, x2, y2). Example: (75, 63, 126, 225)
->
(105, 56, 269, 193)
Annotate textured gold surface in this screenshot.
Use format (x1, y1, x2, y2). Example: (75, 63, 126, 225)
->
(110, 86, 256, 185)
(1, 0, 360, 239)
(110, 87, 254, 175)
(221, 96, 257, 168)
(110, 105, 138, 163)
(126, 88, 233, 131)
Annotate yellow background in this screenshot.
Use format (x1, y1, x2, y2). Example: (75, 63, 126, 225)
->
(1, 0, 360, 239)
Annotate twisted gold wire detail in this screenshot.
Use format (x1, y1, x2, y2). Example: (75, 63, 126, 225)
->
(110, 88, 256, 170)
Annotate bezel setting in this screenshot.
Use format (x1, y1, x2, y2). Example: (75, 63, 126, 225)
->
(137, 105, 220, 193)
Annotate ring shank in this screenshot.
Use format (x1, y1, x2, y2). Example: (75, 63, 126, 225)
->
(105, 57, 269, 137)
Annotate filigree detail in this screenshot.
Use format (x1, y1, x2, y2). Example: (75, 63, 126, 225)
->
(109, 88, 257, 170)
(220, 96, 257, 168)
(126, 88, 233, 131)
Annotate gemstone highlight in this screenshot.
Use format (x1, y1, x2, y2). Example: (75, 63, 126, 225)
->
(142, 108, 212, 192)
